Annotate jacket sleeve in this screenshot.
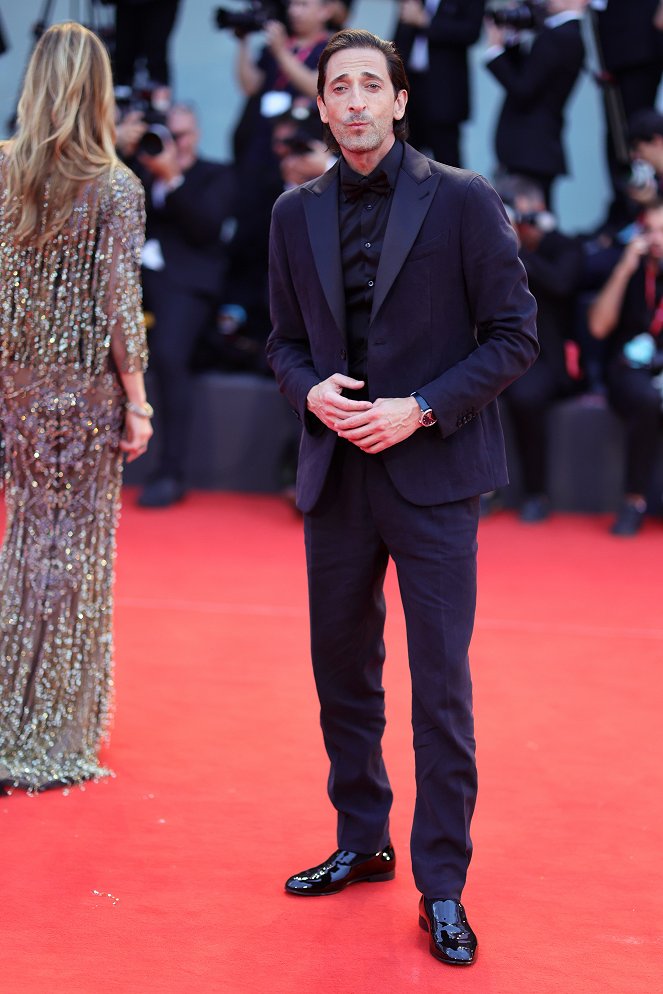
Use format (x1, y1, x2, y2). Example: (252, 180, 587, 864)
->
(486, 25, 581, 109)
(266, 200, 322, 431)
(417, 175, 539, 438)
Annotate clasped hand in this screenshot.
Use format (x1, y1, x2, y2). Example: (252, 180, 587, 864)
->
(307, 374, 421, 454)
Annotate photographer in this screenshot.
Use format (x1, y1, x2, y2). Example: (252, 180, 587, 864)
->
(134, 103, 236, 508)
(484, 0, 586, 206)
(392, 0, 485, 167)
(493, 177, 584, 521)
(233, 0, 331, 174)
(628, 108, 663, 195)
(588, 198, 663, 535)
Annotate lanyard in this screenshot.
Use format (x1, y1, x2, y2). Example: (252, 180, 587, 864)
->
(273, 35, 327, 91)
(644, 261, 663, 337)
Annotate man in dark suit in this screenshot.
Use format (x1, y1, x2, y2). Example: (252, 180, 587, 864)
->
(392, 0, 485, 167)
(266, 29, 538, 965)
(136, 104, 235, 507)
(495, 176, 584, 522)
(484, 0, 586, 206)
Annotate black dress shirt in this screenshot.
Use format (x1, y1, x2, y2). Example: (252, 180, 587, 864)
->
(338, 141, 404, 394)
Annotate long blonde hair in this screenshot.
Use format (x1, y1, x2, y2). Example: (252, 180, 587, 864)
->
(2, 21, 118, 246)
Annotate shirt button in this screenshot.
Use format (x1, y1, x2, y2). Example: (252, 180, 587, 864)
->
(365, 242, 371, 248)
(367, 280, 374, 287)
(365, 204, 373, 211)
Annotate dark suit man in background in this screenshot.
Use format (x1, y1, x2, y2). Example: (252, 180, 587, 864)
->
(496, 176, 584, 522)
(393, 0, 485, 167)
(136, 104, 235, 507)
(484, 0, 586, 206)
(267, 29, 538, 965)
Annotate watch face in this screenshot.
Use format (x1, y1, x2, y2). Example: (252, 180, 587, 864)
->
(420, 410, 437, 427)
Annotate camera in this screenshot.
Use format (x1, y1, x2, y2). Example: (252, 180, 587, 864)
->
(486, 0, 548, 31)
(506, 207, 557, 232)
(280, 133, 316, 157)
(115, 83, 170, 156)
(214, 1, 286, 36)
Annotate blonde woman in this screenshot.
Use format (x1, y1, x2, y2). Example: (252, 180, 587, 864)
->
(0, 22, 152, 791)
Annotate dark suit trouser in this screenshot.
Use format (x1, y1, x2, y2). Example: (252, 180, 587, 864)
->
(304, 441, 479, 899)
(114, 0, 180, 87)
(142, 270, 217, 480)
(501, 358, 566, 496)
(607, 361, 663, 495)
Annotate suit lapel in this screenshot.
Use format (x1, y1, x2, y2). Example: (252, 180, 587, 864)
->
(370, 146, 441, 324)
(301, 162, 345, 338)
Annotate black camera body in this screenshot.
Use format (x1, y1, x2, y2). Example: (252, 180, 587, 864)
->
(115, 84, 170, 156)
(214, 1, 286, 36)
(486, 0, 548, 31)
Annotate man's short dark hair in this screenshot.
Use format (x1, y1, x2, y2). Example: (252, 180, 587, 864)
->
(629, 108, 663, 145)
(316, 29, 409, 153)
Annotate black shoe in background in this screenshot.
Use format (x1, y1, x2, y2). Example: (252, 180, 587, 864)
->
(138, 476, 186, 509)
(519, 495, 551, 523)
(610, 500, 646, 536)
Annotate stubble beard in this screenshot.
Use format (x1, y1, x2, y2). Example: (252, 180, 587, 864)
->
(332, 117, 391, 155)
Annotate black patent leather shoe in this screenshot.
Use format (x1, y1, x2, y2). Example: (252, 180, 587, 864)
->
(418, 896, 477, 966)
(285, 845, 396, 896)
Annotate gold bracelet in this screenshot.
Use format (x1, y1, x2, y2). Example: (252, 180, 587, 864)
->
(125, 400, 154, 419)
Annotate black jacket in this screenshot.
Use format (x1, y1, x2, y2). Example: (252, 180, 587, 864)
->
(487, 19, 585, 179)
(393, 0, 485, 124)
(141, 158, 235, 297)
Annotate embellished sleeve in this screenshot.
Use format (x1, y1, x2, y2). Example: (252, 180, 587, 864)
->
(94, 168, 148, 373)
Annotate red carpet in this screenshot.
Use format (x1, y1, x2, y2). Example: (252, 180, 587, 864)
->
(1, 492, 661, 993)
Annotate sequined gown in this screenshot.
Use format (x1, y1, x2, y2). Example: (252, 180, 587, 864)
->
(0, 155, 147, 790)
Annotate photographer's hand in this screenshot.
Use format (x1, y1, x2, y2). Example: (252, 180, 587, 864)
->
(280, 141, 330, 187)
(485, 21, 508, 49)
(138, 139, 183, 185)
(654, 0, 663, 31)
(265, 21, 318, 100)
(399, 0, 430, 29)
(265, 19, 289, 56)
(115, 110, 147, 158)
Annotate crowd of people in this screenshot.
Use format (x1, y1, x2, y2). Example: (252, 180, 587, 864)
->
(107, 0, 663, 532)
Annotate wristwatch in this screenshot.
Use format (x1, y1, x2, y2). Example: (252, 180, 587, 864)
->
(411, 392, 437, 427)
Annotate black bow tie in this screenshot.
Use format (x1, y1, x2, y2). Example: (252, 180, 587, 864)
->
(341, 170, 392, 203)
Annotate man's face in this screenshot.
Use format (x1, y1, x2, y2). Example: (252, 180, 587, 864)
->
(167, 108, 199, 164)
(317, 48, 407, 157)
(288, 0, 329, 36)
(643, 207, 663, 260)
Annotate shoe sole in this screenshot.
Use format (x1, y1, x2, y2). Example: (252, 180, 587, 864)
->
(418, 915, 477, 966)
(285, 870, 395, 896)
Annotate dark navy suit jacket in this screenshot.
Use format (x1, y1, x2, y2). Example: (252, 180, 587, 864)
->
(266, 143, 539, 513)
